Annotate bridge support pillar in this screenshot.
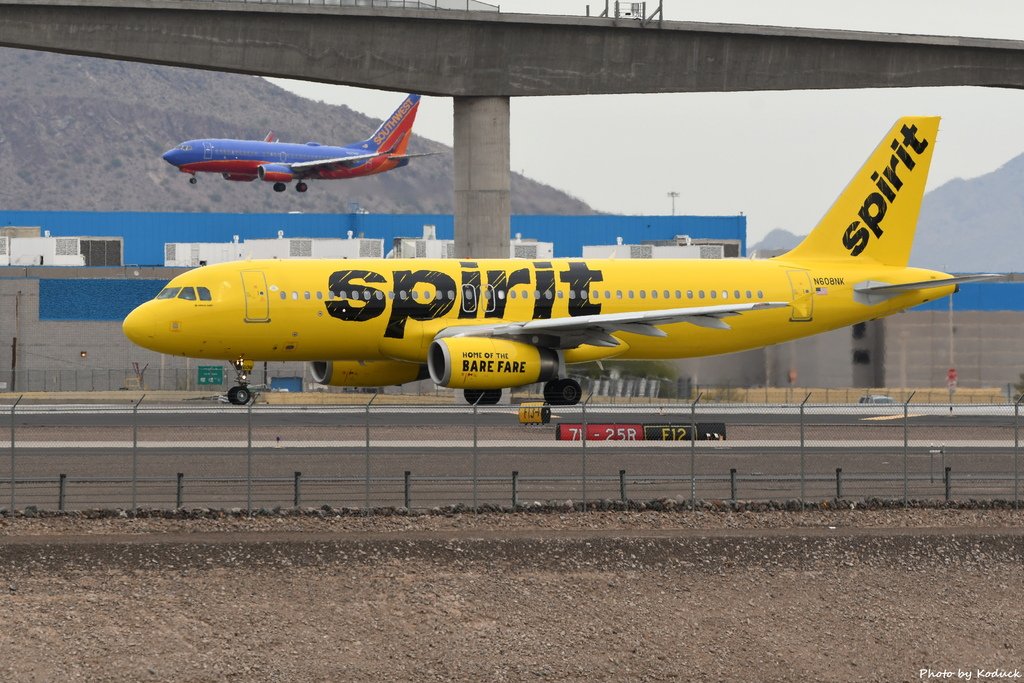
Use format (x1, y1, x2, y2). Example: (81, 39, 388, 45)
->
(453, 96, 510, 259)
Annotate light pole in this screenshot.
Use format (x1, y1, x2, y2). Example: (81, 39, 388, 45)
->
(667, 191, 679, 216)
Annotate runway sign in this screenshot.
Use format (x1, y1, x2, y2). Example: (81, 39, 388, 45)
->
(556, 423, 726, 441)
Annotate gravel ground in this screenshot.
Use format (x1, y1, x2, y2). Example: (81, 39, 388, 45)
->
(1, 509, 1023, 682)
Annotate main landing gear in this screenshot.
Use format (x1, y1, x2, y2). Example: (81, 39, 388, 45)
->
(273, 182, 287, 193)
(188, 176, 198, 185)
(295, 182, 308, 193)
(543, 378, 582, 406)
(226, 359, 257, 405)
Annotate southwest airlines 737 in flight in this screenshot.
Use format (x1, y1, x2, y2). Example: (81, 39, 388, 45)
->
(161, 93, 426, 193)
(127, 116, 996, 405)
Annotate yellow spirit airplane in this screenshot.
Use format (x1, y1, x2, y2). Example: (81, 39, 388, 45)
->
(124, 116, 995, 405)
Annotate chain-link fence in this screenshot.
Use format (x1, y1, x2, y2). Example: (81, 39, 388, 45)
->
(2, 394, 1022, 512)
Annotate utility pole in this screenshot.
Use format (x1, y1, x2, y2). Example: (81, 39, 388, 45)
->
(667, 191, 679, 216)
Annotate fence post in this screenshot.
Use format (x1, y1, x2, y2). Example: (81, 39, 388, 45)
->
(364, 392, 378, 514)
(176, 472, 183, 509)
(835, 468, 843, 499)
(10, 395, 21, 512)
(581, 390, 593, 511)
(58, 473, 66, 512)
(131, 394, 145, 510)
(246, 401, 253, 513)
(1015, 394, 1022, 510)
(800, 393, 811, 506)
(690, 392, 702, 508)
(619, 469, 627, 503)
(511, 471, 518, 508)
(404, 470, 411, 509)
(293, 471, 302, 508)
(944, 466, 952, 502)
(903, 391, 915, 506)
(472, 403, 478, 512)
(729, 468, 737, 501)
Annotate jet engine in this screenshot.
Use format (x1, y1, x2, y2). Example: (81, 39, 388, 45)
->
(428, 338, 559, 390)
(257, 164, 294, 183)
(309, 360, 428, 387)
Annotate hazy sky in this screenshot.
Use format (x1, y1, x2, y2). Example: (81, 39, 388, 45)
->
(268, 1, 1024, 243)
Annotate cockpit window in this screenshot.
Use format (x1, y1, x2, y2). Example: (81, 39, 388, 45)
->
(156, 287, 181, 300)
(197, 287, 212, 301)
(177, 287, 197, 301)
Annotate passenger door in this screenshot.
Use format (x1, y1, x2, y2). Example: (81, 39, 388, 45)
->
(786, 270, 813, 322)
(241, 270, 270, 323)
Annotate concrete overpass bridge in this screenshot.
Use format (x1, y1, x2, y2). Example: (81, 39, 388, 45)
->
(5, 0, 1024, 257)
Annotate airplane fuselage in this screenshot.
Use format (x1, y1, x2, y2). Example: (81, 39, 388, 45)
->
(122, 256, 954, 364)
(162, 140, 408, 180)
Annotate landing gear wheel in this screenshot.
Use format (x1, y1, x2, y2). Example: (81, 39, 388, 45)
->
(295, 182, 308, 193)
(227, 385, 251, 405)
(463, 389, 501, 406)
(273, 182, 287, 193)
(543, 379, 582, 406)
(188, 176, 198, 185)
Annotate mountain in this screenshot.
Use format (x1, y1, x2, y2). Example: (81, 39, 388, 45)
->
(910, 156, 1024, 272)
(749, 159, 1024, 272)
(0, 48, 594, 215)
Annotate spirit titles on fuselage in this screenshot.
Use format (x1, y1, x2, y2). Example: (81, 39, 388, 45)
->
(325, 261, 604, 339)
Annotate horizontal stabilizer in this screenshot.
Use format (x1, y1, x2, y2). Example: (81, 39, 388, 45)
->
(853, 274, 1006, 305)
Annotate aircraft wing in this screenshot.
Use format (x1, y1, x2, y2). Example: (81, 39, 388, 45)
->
(434, 301, 789, 350)
(289, 152, 384, 172)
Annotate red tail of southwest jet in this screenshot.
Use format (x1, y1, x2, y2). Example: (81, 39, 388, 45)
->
(161, 93, 429, 194)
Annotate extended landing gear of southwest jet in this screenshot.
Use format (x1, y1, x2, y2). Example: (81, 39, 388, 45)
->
(188, 176, 198, 185)
(295, 182, 308, 193)
(226, 359, 260, 405)
(543, 378, 582, 406)
(273, 182, 287, 193)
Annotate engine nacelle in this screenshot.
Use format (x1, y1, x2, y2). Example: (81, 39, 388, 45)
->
(309, 360, 428, 387)
(257, 164, 294, 183)
(428, 338, 559, 390)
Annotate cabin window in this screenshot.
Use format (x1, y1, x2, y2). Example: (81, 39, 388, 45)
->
(304, 292, 311, 300)
(675, 290, 682, 299)
(757, 290, 765, 299)
(721, 291, 728, 300)
(640, 290, 647, 299)
(498, 290, 506, 300)
(544, 290, 553, 300)
(350, 290, 360, 300)
(197, 287, 212, 301)
(177, 287, 196, 301)
(411, 291, 419, 300)
(156, 287, 181, 300)
(663, 290, 670, 299)
(556, 290, 564, 299)
(627, 291, 634, 299)
(710, 291, 717, 299)
(650, 290, 657, 299)
(746, 290, 752, 299)
(568, 290, 576, 300)
(591, 290, 599, 300)
(698, 291, 705, 299)
(316, 291, 323, 301)
(616, 291, 623, 299)
(734, 290, 741, 299)
(399, 291, 408, 301)
(292, 292, 298, 300)
(279, 292, 287, 300)
(686, 290, 694, 299)
(363, 291, 371, 301)
(375, 291, 384, 301)
(580, 290, 588, 300)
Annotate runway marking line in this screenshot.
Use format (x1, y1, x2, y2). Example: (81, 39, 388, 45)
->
(861, 414, 926, 421)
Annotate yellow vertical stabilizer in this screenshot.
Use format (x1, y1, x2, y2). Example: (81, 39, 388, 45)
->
(782, 116, 939, 266)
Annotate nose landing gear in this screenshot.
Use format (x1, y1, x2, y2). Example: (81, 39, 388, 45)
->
(226, 359, 259, 405)
(188, 176, 198, 185)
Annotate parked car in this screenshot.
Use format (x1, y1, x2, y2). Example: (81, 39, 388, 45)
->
(858, 394, 896, 404)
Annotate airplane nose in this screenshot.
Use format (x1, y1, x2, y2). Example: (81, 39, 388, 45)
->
(122, 304, 156, 348)
(162, 149, 182, 165)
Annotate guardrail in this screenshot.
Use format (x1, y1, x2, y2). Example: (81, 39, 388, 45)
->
(2, 394, 1022, 512)
(188, 0, 501, 11)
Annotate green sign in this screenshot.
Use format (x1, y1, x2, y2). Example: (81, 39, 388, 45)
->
(197, 365, 224, 385)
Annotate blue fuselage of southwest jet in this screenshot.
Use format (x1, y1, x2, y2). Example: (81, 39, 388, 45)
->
(162, 140, 408, 181)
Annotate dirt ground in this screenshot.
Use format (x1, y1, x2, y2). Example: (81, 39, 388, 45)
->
(1, 509, 1022, 682)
